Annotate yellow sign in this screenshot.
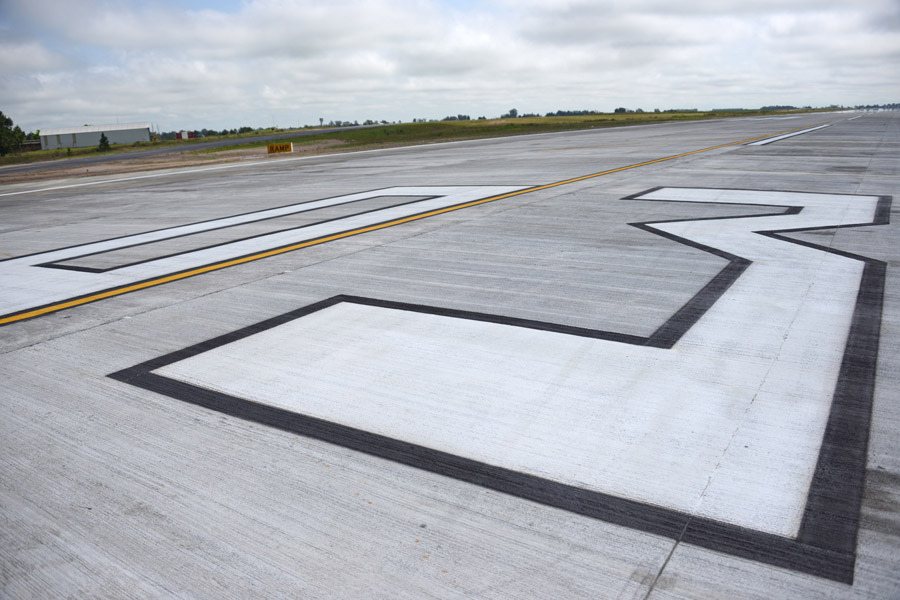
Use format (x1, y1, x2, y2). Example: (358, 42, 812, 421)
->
(267, 142, 293, 154)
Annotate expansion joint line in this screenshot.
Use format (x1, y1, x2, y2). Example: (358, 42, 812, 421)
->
(0, 122, 828, 326)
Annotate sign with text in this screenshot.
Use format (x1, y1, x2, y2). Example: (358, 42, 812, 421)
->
(267, 142, 293, 154)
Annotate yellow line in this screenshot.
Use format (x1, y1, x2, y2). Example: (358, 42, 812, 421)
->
(0, 122, 829, 326)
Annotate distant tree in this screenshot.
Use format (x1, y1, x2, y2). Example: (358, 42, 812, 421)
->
(501, 108, 518, 119)
(546, 109, 602, 117)
(614, 107, 627, 113)
(0, 111, 26, 156)
(98, 132, 110, 152)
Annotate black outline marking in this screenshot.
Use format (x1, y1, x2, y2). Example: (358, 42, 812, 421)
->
(110, 187, 891, 584)
(39, 195, 438, 273)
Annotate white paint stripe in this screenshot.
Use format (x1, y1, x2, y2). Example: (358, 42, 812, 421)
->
(10, 190, 417, 265)
(0, 186, 527, 317)
(157, 188, 879, 538)
(747, 124, 832, 146)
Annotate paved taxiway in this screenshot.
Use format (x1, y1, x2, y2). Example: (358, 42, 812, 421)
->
(2, 112, 898, 599)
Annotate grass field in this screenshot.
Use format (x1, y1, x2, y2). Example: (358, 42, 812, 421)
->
(193, 110, 789, 154)
(0, 127, 290, 166)
(0, 109, 828, 167)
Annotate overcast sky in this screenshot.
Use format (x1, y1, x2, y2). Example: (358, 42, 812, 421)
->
(1, 0, 898, 132)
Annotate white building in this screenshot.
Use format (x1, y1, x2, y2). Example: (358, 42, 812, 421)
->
(40, 122, 151, 150)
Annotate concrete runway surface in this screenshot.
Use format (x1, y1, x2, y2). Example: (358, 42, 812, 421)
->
(1, 112, 898, 599)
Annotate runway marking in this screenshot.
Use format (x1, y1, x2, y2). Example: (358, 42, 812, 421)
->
(0, 124, 833, 326)
(0, 186, 525, 322)
(44, 195, 433, 272)
(113, 187, 890, 583)
(747, 123, 832, 145)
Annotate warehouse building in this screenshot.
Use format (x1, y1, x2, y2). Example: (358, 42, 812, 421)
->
(40, 122, 151, 150)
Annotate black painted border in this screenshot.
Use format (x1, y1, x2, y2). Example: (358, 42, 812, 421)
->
(109, 188, 891, 584)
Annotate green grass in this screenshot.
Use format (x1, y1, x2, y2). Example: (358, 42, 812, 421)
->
(0, 109, 831, 166)
(0, 127, 295, 166)
(192, 110, 821, 154)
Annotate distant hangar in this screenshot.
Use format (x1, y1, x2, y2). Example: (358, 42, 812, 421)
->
(40, 122, 151, 150)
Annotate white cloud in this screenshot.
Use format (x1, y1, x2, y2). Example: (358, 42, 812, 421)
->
(0, 40, 71, 74)
(0, 0, 897, 132)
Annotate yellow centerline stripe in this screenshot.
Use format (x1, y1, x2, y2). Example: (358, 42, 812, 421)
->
(0, 122, 828, 326)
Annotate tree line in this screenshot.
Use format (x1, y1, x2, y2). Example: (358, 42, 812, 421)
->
(0, 111, 27, 156)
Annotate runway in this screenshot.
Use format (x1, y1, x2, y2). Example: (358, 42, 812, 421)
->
(2, 112, 898, 599)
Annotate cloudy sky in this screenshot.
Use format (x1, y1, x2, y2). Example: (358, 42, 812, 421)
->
(1, 0, 898, 133)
